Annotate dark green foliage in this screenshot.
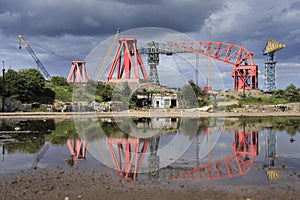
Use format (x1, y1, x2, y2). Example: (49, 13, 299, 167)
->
(282, 84, 300, 102)
(2, 68, 55, 104)
(50, 76, 69, 87)
(96, 82, 115, 102)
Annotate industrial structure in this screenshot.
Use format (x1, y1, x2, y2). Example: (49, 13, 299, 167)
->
(139, 41, 188, 85)
(168, 41, 259, 90)
(18, 31, 261, 90)
(106, 38, 148, 83)
(263, 39, 286, 92)
(67, 60, 90, 83)
(18, 35, 51, 81)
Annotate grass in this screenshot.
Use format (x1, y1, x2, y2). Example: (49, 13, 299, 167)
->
(46, 83, 72, 102)
(238, 96, 288, 105)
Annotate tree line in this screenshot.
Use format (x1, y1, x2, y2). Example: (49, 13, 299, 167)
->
(0, 68, 299, 107)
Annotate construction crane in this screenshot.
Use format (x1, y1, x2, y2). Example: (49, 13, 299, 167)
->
(19, 35, 51, 81)
(96, 28, 120, 81)
(263, 39, 286, 92)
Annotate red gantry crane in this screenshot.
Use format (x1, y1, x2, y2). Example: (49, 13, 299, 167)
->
(18, 35, 51, 81)
(168, 41, 258, 90)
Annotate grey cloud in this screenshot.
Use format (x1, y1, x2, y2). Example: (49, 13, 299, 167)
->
(0, 0, 220, 37)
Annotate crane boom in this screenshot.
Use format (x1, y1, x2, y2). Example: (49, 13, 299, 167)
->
(18, 35, 51, 81)
(96, 28, 120, 81)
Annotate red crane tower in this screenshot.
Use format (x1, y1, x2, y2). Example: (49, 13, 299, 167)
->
(106, 38, 148, 83)
(67, 60, 90, 83)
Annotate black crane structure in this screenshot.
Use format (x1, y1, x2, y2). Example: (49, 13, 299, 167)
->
(139, 41, 190, 85)
(18, 35, 51, 81)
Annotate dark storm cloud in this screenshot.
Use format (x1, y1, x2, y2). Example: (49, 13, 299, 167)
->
(0, 0, 299, 89)
(0, 0, 221, 37)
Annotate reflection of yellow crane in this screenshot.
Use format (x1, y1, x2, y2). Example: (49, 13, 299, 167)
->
(263, 39, 286, 92)
(96, 28, 120, 81)
(18, 35, 51, 81)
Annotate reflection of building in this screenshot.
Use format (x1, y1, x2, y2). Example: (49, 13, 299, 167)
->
(151, 118, 178, 129)
(152, 94, 177, 108)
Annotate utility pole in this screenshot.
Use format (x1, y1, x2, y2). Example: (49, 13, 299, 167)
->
(2, 61, 5, 112)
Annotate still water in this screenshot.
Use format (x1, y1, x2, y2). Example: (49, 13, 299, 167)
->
(0, 117, 299, 186)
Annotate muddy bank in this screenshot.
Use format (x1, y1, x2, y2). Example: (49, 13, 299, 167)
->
(1, 167, 299, 200)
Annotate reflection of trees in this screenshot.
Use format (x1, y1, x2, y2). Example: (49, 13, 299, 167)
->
(46, 120, 78, 145)
(4, 133, 45, 154)
(100, 120, 128, 138)
(180, 118, 199, 140)
(238, 118, 300, 136)
(180, 118, 210, 140)
(1, 120, 55, 154)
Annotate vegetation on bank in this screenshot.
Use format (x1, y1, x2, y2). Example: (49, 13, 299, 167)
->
(0, 68, 299, 110)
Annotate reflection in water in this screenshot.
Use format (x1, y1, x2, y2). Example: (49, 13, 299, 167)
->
(66, 137, 89, 166)
(107, 138, 149, 179)
(169, 130, 258, 181)
(0, 117, 299, 185)
(265, 128, 277, 167)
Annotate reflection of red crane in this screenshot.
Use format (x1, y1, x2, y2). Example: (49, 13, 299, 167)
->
(169, 130, 258, 181)
(67, 138, 89, 162)
(107, 138, 149, 179)
(168, 41, 258, 90)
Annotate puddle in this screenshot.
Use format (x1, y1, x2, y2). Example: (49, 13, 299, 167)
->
(0, 117, 299, 187)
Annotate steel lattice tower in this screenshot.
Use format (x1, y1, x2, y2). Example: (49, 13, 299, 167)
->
(264, 53, 277, 92)
(263, 40, 285, 92)
(147, 42, 160, 85)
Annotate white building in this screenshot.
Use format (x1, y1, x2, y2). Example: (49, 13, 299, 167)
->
(152, 94, 178, 108)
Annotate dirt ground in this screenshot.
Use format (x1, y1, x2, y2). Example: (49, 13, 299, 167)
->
(0, 167, 299, 200)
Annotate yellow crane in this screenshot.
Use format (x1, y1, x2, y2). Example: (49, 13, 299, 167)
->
(263, 39, 286, 92)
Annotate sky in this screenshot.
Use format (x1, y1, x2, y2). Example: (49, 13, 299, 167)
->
(0, 0, 299, 90)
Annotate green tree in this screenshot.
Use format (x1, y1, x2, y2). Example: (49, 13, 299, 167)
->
(179, 80, 208, 108)
(96, 82, 115, 102)
(50, 76, 69, 87)
(4, 68, 55, 103)
(283, 84, 300, 102)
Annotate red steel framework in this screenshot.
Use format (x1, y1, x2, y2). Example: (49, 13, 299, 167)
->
(168, 41, 258, 90)
(67, 60, 91, 83)
(106, 138, 149, 179)
(169, 130, 258, 181)
(106, 38, 148, 83)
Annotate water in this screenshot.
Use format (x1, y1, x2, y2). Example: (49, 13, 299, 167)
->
(0, 117, 299, 186)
